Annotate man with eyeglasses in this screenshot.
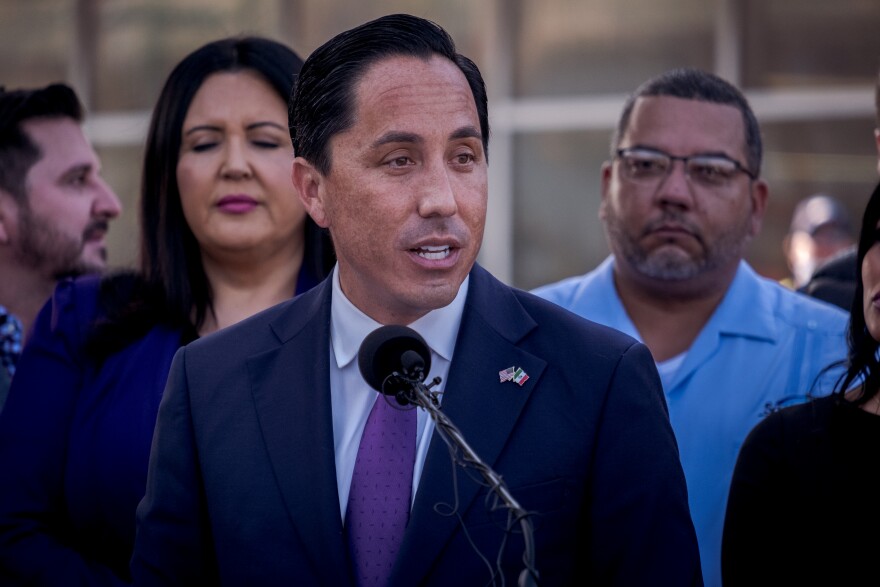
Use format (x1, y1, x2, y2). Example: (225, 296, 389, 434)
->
(533, 68, 848, 587)
(0, 84, 122, 409)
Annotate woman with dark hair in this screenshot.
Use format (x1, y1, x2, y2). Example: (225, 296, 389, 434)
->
(722, 182, 880, 586)
(0, 36, 333, 585)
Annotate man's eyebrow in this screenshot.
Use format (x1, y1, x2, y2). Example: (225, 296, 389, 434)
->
(371, 131, 422, 149)
(450, 126, 482, 142)
(370, 126, 482, 149)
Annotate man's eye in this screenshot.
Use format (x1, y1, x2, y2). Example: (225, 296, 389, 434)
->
(388, 156, 413, 168)
(690, 161, 735, 182)
(453, 153, 474, 165)
(629, 158, 665, 174)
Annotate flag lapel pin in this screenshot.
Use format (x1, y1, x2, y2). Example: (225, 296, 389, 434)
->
(499, 366, 529, 386)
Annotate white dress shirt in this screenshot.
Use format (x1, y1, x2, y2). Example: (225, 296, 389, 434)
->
(329, 266, 468, 521)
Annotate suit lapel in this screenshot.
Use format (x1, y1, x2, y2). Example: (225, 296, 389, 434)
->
(392, 265, 547, 584)
(246, 281, 353, 585)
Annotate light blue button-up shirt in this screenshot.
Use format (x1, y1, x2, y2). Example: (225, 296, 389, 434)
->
(533, 256, 849, 587)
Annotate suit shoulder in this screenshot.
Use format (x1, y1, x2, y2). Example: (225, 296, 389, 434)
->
(185, 278, 328, 359)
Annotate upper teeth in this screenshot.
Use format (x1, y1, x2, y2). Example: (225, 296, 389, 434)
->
(417, 246, 450, 260)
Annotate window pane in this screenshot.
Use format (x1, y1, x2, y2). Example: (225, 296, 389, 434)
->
(743, 0, 880, 88)
(515, 0, 715, 97)
(94, 144, 144, 270)
(753, 117, 876, 280)
(0, 2, 72, 88)
(291, 0, 491, 67)
(94, 0, 288, 111)
(514, 131, 612, 290)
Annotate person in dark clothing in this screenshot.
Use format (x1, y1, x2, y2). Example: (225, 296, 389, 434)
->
(723, 180, 880, 586)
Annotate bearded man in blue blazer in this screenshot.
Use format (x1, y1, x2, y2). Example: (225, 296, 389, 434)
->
(131, 14, 702, 586)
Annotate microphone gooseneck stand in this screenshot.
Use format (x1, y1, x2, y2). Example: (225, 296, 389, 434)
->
(386, 350, 540, 587)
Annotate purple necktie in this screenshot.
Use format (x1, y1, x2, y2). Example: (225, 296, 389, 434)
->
(346, 396, 417, 587)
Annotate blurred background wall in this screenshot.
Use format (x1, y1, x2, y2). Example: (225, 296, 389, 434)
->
(2, 0, 878, 289)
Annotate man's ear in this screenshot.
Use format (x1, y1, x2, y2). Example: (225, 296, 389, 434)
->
(748, 178, 769, 238)
(292, 156, 329, 228)
(598, 161, 613, 222)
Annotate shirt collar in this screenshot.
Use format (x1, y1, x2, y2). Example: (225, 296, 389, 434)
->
(705, 260, 777, 341)
(330, 265, 469, 369)
(0, 304, 24, 378)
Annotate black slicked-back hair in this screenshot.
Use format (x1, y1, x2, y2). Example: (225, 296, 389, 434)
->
(289, 13, 489, 176)
(0, 83, 83, 201)
(612, 68, 762, 177)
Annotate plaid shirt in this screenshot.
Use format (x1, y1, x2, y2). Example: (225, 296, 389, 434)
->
(0, 305, 23, 379)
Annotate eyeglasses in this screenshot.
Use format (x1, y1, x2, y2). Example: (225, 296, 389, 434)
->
(615, 147, 756, 188)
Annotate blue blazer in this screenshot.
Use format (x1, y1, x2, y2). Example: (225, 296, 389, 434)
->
(132, 265, 702, 586)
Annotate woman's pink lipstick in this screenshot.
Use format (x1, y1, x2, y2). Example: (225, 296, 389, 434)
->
(217, 194, 258, 214)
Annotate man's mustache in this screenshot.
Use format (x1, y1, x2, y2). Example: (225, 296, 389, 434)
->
(82, 220, 109, 241)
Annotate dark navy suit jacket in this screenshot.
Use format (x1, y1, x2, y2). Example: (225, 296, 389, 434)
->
(132, 265, 702, 586)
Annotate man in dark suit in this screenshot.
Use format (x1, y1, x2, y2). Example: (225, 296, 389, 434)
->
(131, 14, 701, 586)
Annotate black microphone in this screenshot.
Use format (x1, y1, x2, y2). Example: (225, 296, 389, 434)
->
(358, 325, 432, 405)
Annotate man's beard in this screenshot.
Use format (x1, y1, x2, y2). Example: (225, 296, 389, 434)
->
(14, 206, 107, 279)
(604, 207, 750, 281)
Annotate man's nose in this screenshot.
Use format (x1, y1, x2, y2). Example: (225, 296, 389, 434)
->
(416, 163, 458, 218)
(94, 177, 122, 219)
(654, 160, 695, 208)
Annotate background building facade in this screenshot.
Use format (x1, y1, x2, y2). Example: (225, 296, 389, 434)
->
(3, 0, 878, 288)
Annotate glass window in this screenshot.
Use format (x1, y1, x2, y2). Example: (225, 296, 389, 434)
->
(514, 130, 612, 290)
(514, 0, 715, 97)
(753, 117, 876, 279)
(94, 0, 288, 111)
(0, 2, 73, 89)
(743, 0, 880, 88)
(94, 144, 144, 270)
(290, 0, 491, 66)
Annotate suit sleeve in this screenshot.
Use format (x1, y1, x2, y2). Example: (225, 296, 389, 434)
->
(721, 411, 787, 586)
(587, 342, 703, 587)
(130, 347, 219, 585)
(0, 281, 127, 587)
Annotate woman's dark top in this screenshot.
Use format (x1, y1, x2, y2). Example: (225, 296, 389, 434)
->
(723, 393, 880, 586)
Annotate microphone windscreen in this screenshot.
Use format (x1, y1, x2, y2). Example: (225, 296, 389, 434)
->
(358, 325, 431, 392)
